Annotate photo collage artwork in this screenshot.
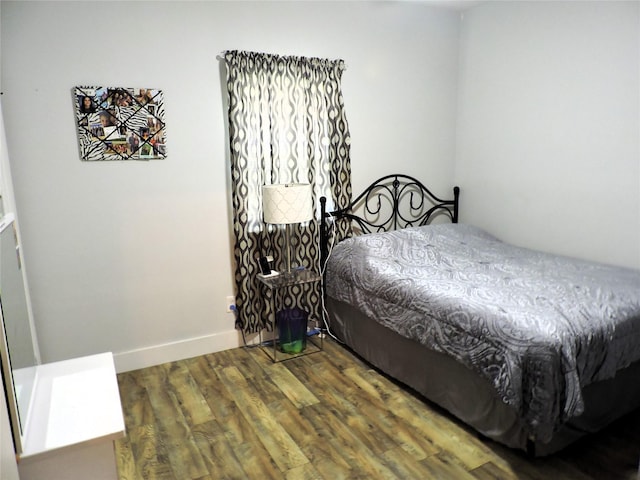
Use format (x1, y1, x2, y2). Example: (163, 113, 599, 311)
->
(74, 86, 167, 161)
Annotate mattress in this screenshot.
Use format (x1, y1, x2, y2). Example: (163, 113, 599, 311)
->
(325, 223, 640, 443)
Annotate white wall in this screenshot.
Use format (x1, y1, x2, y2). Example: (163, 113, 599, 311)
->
(0, 1, 460, 369)
(456, 1, 640, 269)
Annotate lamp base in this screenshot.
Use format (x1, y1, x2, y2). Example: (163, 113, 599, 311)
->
(285, 223, 293, 273)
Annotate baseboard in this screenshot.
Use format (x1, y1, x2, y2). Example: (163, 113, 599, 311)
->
(113, 330, 245, 373)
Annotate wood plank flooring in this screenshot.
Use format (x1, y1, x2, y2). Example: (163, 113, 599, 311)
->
(115, 338, 640, 479)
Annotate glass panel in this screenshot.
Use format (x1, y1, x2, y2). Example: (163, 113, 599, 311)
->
(0, 217, 37, 435)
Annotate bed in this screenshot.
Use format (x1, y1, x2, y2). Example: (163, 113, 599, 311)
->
(319, 174, 640, 456)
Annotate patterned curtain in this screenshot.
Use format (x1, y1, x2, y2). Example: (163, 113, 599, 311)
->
(225, 50, 352, 333)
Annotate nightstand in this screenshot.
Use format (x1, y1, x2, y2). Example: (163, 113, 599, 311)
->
(257, 269, 323, 362)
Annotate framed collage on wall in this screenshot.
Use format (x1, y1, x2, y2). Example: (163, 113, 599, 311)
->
(74, 86, 167, 161)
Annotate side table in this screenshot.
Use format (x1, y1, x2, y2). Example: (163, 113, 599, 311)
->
(257, 269, 323, 362)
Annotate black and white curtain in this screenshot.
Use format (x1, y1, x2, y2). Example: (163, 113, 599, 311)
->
(225, 50, 352, 333)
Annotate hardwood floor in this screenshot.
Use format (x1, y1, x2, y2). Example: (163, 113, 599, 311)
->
(115, 338, 640, 479)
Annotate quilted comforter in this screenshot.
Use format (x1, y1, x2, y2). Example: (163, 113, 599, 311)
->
(326, 224, 640, 441)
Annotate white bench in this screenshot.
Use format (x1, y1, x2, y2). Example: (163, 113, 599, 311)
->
(17, 352, 125, 480)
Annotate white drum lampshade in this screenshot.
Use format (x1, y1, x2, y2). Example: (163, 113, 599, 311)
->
(262, 183, 313, 272)
(262, 183, 313, 225)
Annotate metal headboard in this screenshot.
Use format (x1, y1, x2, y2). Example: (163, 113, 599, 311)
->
(320, 174, 460, 270)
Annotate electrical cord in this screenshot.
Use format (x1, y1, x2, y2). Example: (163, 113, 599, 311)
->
(232, 304, 269, 349)
(318, 212, 344, 344)
(233, 300, 322, 350)
(231, 304, 250, 348)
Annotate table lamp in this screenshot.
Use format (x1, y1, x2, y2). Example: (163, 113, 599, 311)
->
(262, 183, 313, 273)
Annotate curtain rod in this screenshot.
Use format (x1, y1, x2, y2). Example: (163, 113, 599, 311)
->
(217, 50, 347, 69)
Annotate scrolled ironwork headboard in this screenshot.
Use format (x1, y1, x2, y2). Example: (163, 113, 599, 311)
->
(320, 174, 460, 269)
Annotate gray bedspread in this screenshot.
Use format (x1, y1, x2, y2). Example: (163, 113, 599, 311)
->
(326, 223, 640, 442)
